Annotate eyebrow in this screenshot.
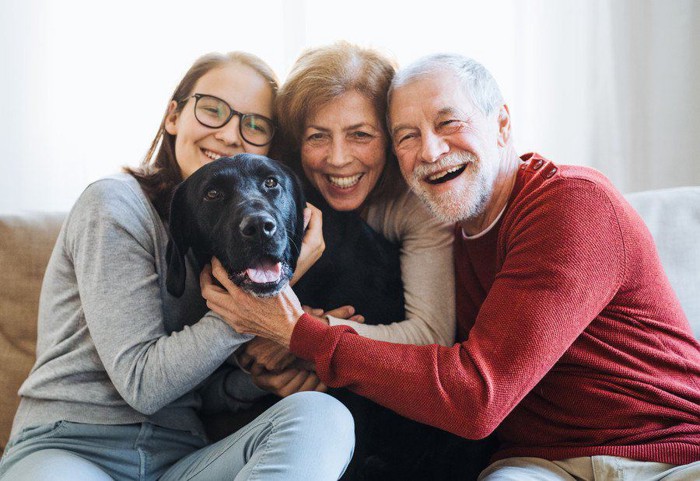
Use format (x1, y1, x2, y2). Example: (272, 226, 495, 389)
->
(306, 123, 378, 132)
(391, 124, 413, 137)
(437, 106, 468, 118)
(391, 105, 473, 135)
(345, 122, 377, 131)
(305, 125, 331, 132)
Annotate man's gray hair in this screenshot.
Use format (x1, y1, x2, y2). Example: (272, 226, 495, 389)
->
(388, 53, 504, 116)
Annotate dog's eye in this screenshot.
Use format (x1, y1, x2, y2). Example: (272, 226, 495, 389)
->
(204, 189, 222, 201)
(264, 177, 278, 189)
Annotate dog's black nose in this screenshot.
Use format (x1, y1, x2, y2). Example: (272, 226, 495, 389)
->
(240, 214, 277, 240)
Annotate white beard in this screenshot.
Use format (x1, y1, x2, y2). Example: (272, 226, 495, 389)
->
(407, 152, 495, 224)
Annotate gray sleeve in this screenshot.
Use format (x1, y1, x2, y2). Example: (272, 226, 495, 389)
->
(66, 179, 252, 415)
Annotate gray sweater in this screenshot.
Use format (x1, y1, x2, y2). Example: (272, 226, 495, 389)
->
(12, 174, 262, 439)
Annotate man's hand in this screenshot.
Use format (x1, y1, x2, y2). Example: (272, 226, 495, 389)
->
(201, 258, 304, 347)
(250, 363, 327, 397)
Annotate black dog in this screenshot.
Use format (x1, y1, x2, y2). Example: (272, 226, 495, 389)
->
(166, 154, 496, 481)
(166, 154, 305, 299)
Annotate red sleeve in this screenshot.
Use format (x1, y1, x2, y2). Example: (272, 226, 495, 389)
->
(290, 178, 625, 439)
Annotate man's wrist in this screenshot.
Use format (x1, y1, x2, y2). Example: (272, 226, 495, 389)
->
(277, 311, 304, 348)
(289, 312, 335, 361)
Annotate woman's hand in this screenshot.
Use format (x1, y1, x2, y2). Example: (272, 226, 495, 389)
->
(302, 305, 365, 324)
(290, 203, 325, 286)
(250, 363, 327, 397)
(237, 337, 297, 372)
(201, 258, 304, 347)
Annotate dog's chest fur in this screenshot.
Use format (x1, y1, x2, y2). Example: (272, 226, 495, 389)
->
(294, 188, 404, 325)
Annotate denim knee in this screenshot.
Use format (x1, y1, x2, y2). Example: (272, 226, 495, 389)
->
(278, 391, 355, 448)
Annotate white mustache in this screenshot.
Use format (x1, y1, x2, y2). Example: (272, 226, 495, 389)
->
(413, 152, 477, 181)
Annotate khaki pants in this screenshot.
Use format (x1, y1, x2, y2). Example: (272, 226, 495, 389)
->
(478, 456, 700, 481)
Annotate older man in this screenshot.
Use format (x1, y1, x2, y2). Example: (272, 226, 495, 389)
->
(202, 54, 700, 480)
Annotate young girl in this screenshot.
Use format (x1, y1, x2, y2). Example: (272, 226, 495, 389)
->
(0, 52, 353, 481)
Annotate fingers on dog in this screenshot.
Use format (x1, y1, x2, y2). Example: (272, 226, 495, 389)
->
(211, 258, 236, 291)
(303, 203, 325, 251)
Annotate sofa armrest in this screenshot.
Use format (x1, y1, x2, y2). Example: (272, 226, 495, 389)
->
(626, 187, 700, 339)
(0, 212, 65, 450)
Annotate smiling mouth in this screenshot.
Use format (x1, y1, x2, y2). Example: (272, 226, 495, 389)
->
(424, 165, 467, 185)
(202, 149, 226, 161)
(326, 173, 363, 189)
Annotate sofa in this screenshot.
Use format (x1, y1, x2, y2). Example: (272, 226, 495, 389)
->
(1, 186, 699, 452)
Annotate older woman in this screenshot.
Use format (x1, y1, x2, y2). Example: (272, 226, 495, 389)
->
(278, 41, 455, 348)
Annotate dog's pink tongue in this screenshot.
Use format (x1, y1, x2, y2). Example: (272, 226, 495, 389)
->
(246, 261, 282, 284)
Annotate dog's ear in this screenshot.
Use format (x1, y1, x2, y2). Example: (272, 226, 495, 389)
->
(166, 182, 191, 297)
(279, 163, 306, 268)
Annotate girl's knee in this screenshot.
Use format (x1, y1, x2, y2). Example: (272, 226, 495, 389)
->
(283, 391, 353, 421)
(278, 392, 354, 444)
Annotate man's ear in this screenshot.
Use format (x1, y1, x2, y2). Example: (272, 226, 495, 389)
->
(166, 182, 190, 297)
(497, 104, 511, 147)
(164, 100, 180, 136)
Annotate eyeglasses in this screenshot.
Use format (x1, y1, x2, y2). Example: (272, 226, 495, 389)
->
(180, 93, 276, 147)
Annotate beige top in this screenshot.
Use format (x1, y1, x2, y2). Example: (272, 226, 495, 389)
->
(328, 188, 456, 346)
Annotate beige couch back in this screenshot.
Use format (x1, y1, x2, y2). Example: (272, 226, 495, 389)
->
(0, 213, 64, 451)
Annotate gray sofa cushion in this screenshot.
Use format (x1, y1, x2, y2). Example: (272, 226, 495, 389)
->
(627, 187, 700, 338)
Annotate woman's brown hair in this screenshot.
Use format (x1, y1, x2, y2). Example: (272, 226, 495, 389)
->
(124, 51, 279, 219)
(276, 42, 405, 207)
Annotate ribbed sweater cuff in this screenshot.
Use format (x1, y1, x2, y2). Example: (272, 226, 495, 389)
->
(290, 313, 330, 361)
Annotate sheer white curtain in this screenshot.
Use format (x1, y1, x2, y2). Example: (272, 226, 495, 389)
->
(1, 0, 698, 213)
(511, 0, 700, 193)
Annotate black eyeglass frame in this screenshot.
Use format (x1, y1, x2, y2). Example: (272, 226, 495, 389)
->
(179, 93, 276, 147)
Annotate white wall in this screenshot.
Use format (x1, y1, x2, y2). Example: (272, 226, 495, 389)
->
(1, 0, 698, 214)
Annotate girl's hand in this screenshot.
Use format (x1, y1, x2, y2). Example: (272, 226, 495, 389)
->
(238, 337, 297, 372)
(323, 305, 365, 323)
(201, 258, 304, 347)
(290, 203, 325, 286)
(250, 363, 327, 397)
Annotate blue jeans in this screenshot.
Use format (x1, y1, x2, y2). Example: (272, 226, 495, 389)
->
(0, 392, 354, 480)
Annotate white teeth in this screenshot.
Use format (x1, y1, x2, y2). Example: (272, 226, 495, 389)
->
(203, 149, 223, 161)
(428, 165, 463, 181)
(327, 174, 362, 188)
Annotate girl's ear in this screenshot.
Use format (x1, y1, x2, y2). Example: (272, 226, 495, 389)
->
(164, 100, 180, 136)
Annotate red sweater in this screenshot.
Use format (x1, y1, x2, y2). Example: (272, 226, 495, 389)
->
(290, 153, 700, 465)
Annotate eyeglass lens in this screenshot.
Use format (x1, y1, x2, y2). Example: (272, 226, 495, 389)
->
(194, 94, 274, 146)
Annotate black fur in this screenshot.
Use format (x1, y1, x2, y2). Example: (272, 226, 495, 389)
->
(294, 186, 404, 326)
